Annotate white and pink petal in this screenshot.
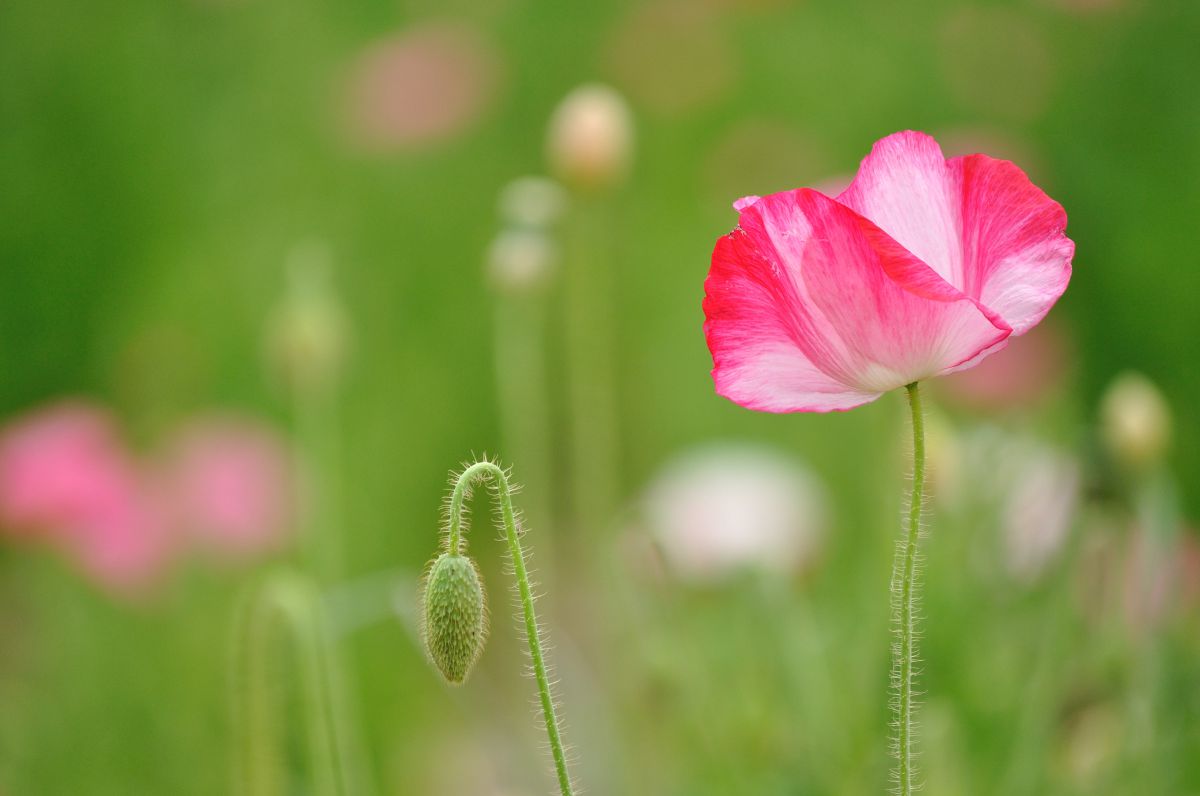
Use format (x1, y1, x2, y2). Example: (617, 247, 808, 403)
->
(704, 189, 1010, 413)
(837, 130, 1073, 334)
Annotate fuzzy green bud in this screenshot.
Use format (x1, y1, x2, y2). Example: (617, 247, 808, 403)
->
(422, 552, 487, 684)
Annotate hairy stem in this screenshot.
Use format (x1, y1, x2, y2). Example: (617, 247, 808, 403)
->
(893, 382, 926, 796)
(448, 461, 575, 796)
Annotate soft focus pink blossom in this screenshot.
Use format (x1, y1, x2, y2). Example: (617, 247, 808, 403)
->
(1121, 529, 1200, 630)
(342, 23, 502, 152)
(0, 402, 171, 592)
(936, 425, 1080, 580)
(1002, 444, 1080, 580)
(703, 130, 1074, 412)
(164, 417, 293, 560)
(0, 402, 294, 593)
(1077, 523, 1200, 631)
(0, 403, 121, 534)
(938, 321, 1071, 411)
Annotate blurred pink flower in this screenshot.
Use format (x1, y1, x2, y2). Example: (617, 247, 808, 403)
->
(1001, 443, 1080, 580)
(938, 321, 1072, 411)
(0, 402, 171, 592)
(1076, 523, 1200, 631)
(1122, 528, 1200, 630)
(703, 130, 1074, 412)
(163, 416, 293, 559)
(342, 23, 502, 152)
(0, 402, 295, 593)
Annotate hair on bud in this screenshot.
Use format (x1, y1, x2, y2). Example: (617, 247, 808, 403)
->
(421, 552, 487, 684)
(419, 457, 577, 794)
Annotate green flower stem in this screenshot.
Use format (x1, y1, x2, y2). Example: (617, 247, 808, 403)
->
(448, 461, 575, 796)
(293, 379, 344, 581)
(893, 382, 926, 796)
(232, 571, 353, 796)
(493, 293, 554, 572)
(562, 199, 619, 537)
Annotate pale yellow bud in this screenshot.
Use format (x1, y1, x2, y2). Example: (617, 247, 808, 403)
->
(265, 243, 349, 393)
(1100, 371, 1171, 469)
(546, 84, 634, 192)
(486, 228, 557, 293)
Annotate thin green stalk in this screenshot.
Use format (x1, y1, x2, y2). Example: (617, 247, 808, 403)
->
(562, 200, 619, 536)
(446, 461, 575, 796)
(231, 571, 353, 796)
(892, 382, 926, 796)
(293, 380, 344, 581)
(494, 294, 554, 572)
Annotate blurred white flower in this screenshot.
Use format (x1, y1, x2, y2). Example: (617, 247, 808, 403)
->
(1002, 445, 1081, 580)
(1100, 371, 1171, 469)
(955, 426, 1081, 581)
(546, 84, 634, 192)
(639, 444, 828, 582)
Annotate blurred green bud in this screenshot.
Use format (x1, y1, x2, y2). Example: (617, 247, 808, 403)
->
(487, 227, 558, 293)
(498, 176, 568, 229)
(546, 84, 634, 193)
(421, 552, 487, 684)
(265, 243, 349, 393)
(1100, 371, 1171, 469)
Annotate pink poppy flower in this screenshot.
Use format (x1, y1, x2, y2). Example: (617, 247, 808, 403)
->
(0, 402, 126, 535)
(0, 402, 172, 592)
(341, 23, 502, 152)
(703, 130, 1074, 412)
(163, 416, 293, 560)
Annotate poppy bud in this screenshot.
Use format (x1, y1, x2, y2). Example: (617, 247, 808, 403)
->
(265, 244, 349, 393)
(498, 176, 568, 229)
(487, 227, 557, 293)
(546, 84, 633, 193)
(1100, 371, 1171, 469)
(421, 552, 487, 684)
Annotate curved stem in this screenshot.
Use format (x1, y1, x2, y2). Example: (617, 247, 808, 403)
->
(231, 571, 353, 796)
(893, 382, 926, 796)
(448, 461, 575, 796)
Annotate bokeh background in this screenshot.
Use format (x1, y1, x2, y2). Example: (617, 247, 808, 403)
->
(2, 0, 1198, 793)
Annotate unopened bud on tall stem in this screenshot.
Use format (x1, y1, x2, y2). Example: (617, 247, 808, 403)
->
(419, 458, 576, 796)
(546, 84, 633, 193)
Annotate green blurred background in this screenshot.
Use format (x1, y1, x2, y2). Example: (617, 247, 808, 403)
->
(2, 0, 1198, 793)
